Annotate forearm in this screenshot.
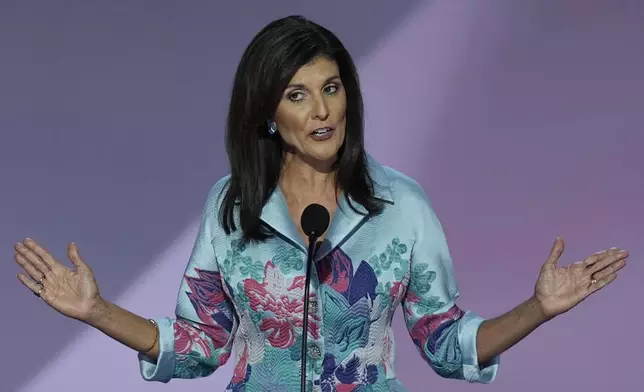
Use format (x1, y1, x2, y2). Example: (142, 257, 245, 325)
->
(84, 297, 160, 360)
(476, 296, 548, 364)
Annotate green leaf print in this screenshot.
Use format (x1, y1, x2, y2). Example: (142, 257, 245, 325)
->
(220, 251, 236, 277)
(415, 296, 445, 314)
(272, 245, 304, 274)
(377, 282, 393, 310)
(370, 255, 383, 277)
(221, 239, 264, 279)
(173, 338, 220, 378)
(410, 263, 436, 294)
(288, 334, 303, 361)
(236, 281, 251, 312)
(239, 255, 264, 280)
(369, 237, 409, 276)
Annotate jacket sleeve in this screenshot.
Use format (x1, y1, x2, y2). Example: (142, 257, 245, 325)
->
(401, 185, 499, 383)
(138, 185, 238, 382)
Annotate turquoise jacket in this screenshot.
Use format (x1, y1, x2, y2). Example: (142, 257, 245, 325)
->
(138, 155, 500, 391)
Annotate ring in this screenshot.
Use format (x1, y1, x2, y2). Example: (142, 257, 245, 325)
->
(34, 286, 43, 297)
(39, 276, 45, 284)
(590, 279, 597, 285)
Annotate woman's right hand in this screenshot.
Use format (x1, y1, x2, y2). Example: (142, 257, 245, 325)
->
(14, 239, 101, 322)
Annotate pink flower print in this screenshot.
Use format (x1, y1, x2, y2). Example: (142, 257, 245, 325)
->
(336, 385, 358, 392)
(403, 291, 421, 317)
(184, 270, 233, 327)
(200, 323, 233, 349)
(317, 247, 353, 296)
(231, 344, 249, 384)
(389, 278, 410, 306)
(174, 319, 213, 356)
(244, 261, 320, 349)
(182, 269, 234, 350)
(410, 305, 465, 359)
(219, 351, 230, 365)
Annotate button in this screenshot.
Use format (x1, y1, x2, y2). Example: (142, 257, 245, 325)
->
(309, 298, 318, 314)
(308, 344, 321, 359)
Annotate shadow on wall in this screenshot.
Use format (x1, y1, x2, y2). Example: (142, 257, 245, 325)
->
(0, 1, 424, 391)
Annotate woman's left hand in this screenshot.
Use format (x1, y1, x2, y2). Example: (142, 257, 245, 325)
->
(533, 237, 628, 320)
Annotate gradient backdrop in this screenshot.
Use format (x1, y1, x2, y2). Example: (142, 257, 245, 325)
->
(1, 1, 642, 391)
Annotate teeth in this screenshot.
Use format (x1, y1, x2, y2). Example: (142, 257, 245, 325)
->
(313, 128, 330, 135)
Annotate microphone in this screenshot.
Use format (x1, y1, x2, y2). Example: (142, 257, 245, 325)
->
(299, 203, 330, 392)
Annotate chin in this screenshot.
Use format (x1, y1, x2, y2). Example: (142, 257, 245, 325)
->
(302, 146, 338, 167)
(311, 150, 339, 163)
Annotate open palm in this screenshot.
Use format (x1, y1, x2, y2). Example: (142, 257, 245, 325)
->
(14, 239, 100, 321)
(534, 237, 627, 320)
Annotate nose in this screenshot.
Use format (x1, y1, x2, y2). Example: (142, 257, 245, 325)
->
(311, 94, 329, 121)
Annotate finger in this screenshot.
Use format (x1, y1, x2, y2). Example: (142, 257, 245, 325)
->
(67, 242, 88, 270)
(588, 250, 628, 275)
(584, 247, 620, 268)
(591, 258, 627, 282)
(583, 250, 607, 267)
(17, 272, 43, 296)
(14, 242, 51, 276)
(588, 272, 618, 295)
(545, 237, 565, 266)
(14, 253, 47, 283)
(23, 238, 59, 270)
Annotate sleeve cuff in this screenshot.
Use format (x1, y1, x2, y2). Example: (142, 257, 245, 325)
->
(137, 317, 176, 382)
(457, 311, 500, 383)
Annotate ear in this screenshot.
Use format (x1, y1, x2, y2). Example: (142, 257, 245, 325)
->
(267, 120, 277, 135)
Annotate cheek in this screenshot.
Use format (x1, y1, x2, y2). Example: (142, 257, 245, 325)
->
(275, 108, 308, 140)
(332, 101, 347, 133)
(330, 94, 347, 122)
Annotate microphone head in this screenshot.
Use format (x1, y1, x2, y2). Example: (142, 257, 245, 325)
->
(301, 203, 330, 238)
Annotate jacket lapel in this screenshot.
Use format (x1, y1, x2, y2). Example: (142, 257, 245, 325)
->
(259, 154, 395, 259)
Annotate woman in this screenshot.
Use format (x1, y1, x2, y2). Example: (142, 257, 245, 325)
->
(14, 15, 627, 392)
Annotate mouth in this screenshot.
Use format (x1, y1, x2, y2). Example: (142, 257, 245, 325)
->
(310, 127, 334, 137)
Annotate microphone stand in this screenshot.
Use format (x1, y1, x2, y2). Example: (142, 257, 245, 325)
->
(300, 232, 318, 392)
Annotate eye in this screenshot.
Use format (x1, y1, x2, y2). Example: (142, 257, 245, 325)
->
(287, 91, 305, 102)
(323, 84, 339, 95)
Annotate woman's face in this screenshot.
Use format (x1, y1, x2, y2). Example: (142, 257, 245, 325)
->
(274, 56, 347, 169)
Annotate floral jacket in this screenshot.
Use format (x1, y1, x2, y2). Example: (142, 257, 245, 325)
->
(138, 156, 500, 391)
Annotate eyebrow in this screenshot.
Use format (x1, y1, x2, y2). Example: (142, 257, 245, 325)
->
(286, 75, 341, 90)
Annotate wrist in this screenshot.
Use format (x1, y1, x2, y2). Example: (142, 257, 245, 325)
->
(83, 296, 110, 327)
(528, 295, 553, 324)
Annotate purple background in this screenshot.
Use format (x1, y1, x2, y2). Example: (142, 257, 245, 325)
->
(1, 1, 642, 391)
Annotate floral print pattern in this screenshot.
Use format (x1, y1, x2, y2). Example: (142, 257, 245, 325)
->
(138, 158, 500, 390)
(244, 261, 320, 348)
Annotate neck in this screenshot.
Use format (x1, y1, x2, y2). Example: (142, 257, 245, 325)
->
(280, 153, 336, 196)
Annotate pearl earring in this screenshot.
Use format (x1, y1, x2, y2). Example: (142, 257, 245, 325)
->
(267, 121, 277, 135)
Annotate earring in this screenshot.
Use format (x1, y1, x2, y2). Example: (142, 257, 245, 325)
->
(267, 121, 277, 135)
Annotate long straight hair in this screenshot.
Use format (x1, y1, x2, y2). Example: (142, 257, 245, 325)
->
(220, 15, 383, 243)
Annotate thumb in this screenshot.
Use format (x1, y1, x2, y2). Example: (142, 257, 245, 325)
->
(544, 236, 565, 266)
(67, 242, 88, 270)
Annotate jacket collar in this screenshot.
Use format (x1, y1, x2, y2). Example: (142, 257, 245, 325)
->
(259, 153, 393, 256)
